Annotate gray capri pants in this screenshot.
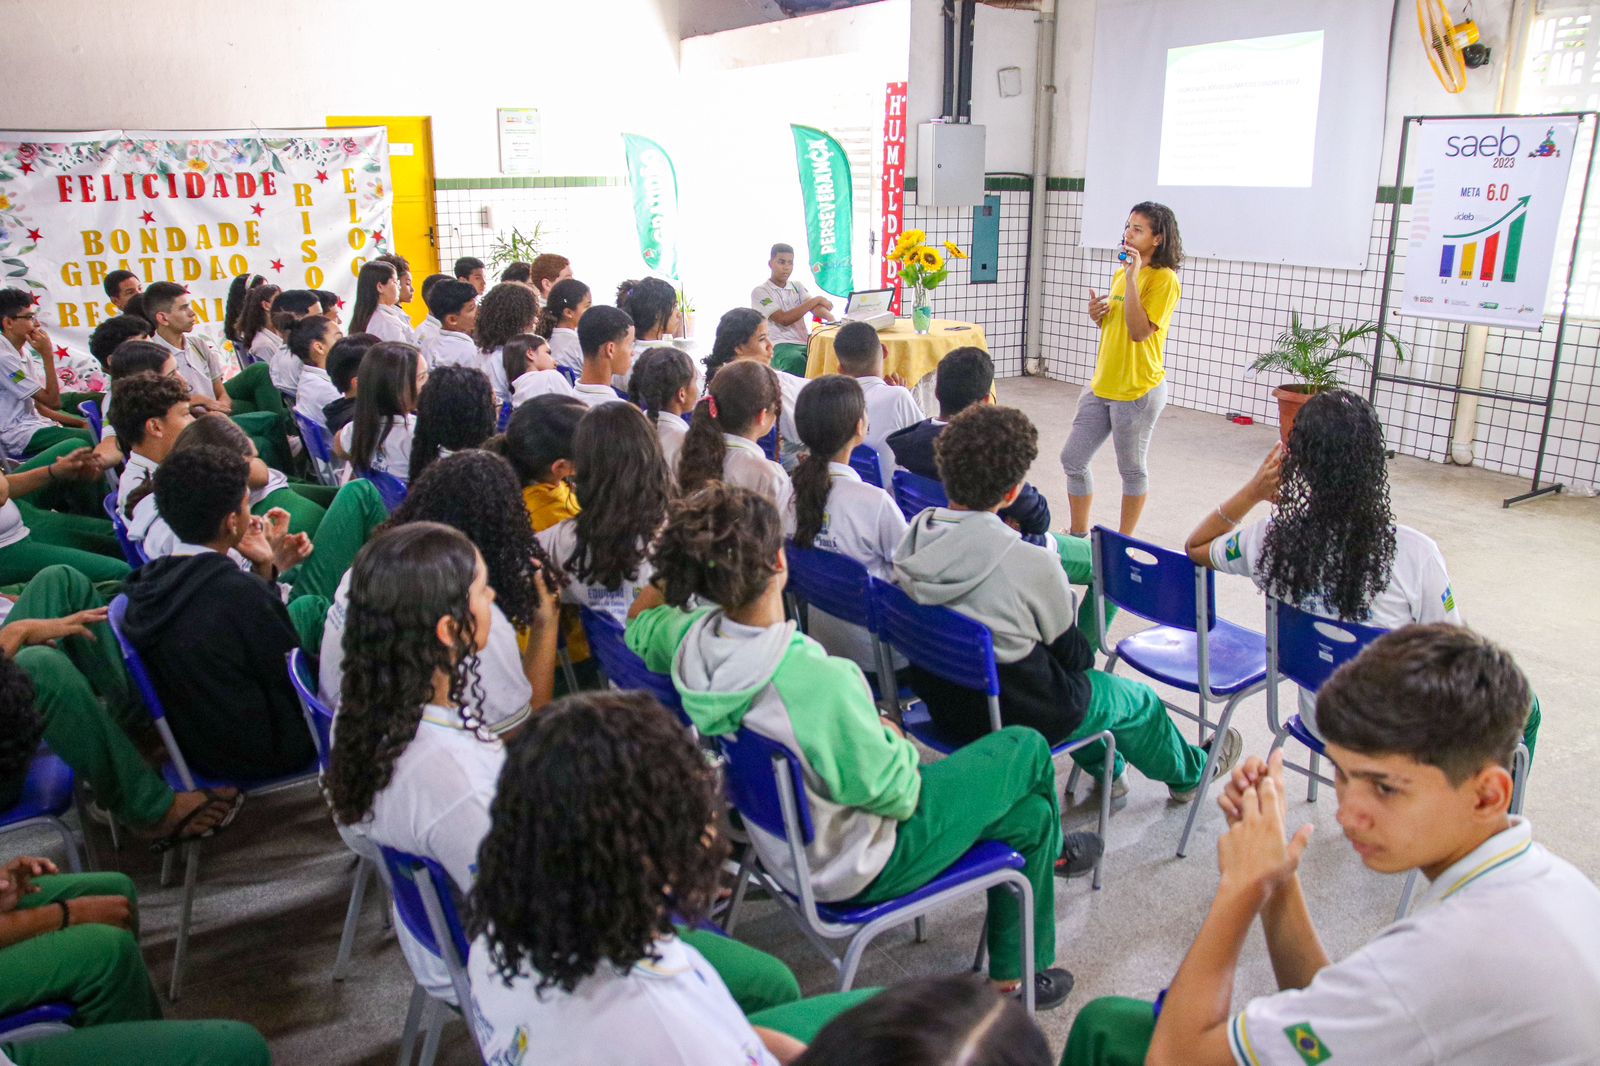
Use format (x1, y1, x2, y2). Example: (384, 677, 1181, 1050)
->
(1059, 382, 1168, 497)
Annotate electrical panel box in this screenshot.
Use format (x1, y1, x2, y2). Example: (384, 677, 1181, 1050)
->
(970, 195, 1000, 283)
(917, 122, 986, 207)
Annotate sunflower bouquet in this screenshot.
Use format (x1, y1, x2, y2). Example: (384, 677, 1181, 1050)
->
(887, 230, 968, 332)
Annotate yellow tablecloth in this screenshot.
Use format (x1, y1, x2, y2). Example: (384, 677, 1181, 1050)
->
(805, 319, 988, 384)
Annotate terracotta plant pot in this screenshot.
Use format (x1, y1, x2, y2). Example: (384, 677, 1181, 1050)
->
(1272, 384, 1318, 444)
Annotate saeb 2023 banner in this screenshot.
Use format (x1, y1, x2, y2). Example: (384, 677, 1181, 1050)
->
(791, 125, 853, 298)
(1400, 117, 1577, 330)
(0, 128, 394, 358)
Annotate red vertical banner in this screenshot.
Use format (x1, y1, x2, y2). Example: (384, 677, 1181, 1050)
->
(881, 81, 908, 314)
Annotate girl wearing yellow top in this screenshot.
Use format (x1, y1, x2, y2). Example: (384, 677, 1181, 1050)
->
(1061, 202, 1183, 537)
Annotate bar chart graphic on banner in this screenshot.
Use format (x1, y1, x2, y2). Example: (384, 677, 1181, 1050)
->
(1437, 195, 1528, 284)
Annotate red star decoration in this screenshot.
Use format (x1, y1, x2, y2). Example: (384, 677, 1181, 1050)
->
(250, 203, 265, 217)
(315, 170, 329, 183)
(337, 298, 346, 310)
(371, 229, 385, 244)
(139, 211, 155, 225)
(26, 229, 41, 242)
(29, 294, 41, 306)
(269, 259, 285, 272)
(53, 346, 68, 359)
(18, 162, 33, 175)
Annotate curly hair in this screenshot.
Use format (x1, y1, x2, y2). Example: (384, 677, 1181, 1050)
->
(935, 405, 1037, 511)
(387, 451, 556, 631)
(677, 360, 781, 496)
(630, 345, 696, 421)
(793, 375, 865, 548)
(0, 654, 43, 792)
(474, 282, 540, 354)
(651, 483, 784, 610)
(468, 690, 727, 995)
(569, 404, 672, 591)
(704, 307, 764, 382)
(328, 522, 489, 825)
(89, 315, 151, 366)
(409, 366, 496, 481)
(154, 445, 250, 545)
(534, 278, 589, 339)
(1130, 201, 1183, 271)
(1259, 389, 1396, 621)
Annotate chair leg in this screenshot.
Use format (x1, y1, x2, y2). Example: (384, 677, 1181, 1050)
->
(333, 856, 373, 982)
(168, 841, 202, 1001)
(1306, 750, 1321, 803)
(416, 999, 445, 1066)
(1063, 764, 1083, 801)
(837, 933, 872, 992)
(972, 916, 989, 973)
(1093, 733, 1117, 890)
(1176, 695, 1244, 859)
(913, 915, 928, 943)
(1395, 870, 1420, 922)
(396, 984, 427, 1066)
(160, 848, 176, 887)
(1013, 878, 1036, 1015)
(722, 846, 756, 936)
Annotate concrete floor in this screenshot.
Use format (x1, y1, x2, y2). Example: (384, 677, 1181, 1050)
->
(32, 376, 1600, 1063)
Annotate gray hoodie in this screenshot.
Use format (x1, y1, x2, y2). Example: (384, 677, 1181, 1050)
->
(892, 509, 1079, 664)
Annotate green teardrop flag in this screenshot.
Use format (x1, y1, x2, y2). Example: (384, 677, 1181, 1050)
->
(622, 133, 680, 279)
(791, 124, 853, 298)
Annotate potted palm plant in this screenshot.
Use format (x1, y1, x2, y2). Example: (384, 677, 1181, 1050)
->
(1250, 315, 1405, 442)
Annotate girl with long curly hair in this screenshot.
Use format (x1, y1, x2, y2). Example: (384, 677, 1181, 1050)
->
(466, 690, 861, 1063)
(1061, 200, 1184, 538)
(473, 281, 541, 402)
(409, 366, 497, 482)
(677, 360, 792, 526)
(629, 344, 697, 473)
(319, 450, 560, 737)
(789, 375, 906, 674)
(627, 483, 1074, 1009)
(539, 404, 671, 625)
(704, 307, 805, 452)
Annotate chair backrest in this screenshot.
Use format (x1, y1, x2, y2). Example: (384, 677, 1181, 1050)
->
(758, 424, 779, 462)
(377, 846, 476, 1029)
(890, 469, 948, 519)
(293, 411, 339, 486)
(0, 1002, 77, 1044)
(1092, 526, 1213, 634)
(848, 444, 884, 488)
(555, 364, 578, 386)
(359, 469, 408, 511)
(77, 399, 102, 441)
(108, 594, 196, 789)
(287, 649, 334, 770)
(786, 542, 874, 631)
(717, 728, 816, 847)
(577, 607, 688, 725)
(102, 493, 146, 567)
(1268, 598, 1387, 693)
(497, 399, 513, 432)
(872, 578, 999, 697)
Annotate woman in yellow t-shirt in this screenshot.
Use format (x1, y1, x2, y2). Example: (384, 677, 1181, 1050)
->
(1061, 201, 1183, 537)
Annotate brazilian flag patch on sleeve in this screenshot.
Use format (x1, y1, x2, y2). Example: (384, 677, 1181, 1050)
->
(1284, 1022, 1331, 1064)
(1224, 533, 1242, 562)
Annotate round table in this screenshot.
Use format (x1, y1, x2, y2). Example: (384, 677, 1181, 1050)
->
(803, 318, 988, 384)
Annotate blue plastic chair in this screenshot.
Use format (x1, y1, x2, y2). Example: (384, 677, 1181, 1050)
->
(292, 411, 339, 487)
(784, 543, 903, 715)
(758, 424, 780, 462)
(891, 469, 948, 519)
(872, 577, 1115, 888)
(358, 469, 408, 511)
(107, 595, 318, 1000)
(0, 1002, 77, 1045)
(287, 650, 385, 983)
(555, 364, 578, 386)
(77, 399, 102, 441)
(378, 846, 481, 1066)
(496, 399, 512, 432)
(0, 750, 84, 873)
(717, 726, 1039, 1011)
(848, 444, 884, 488)
(1090, 527, 1268, 858)
(102, 494, 146, 568)
(578, 607, 690, 729)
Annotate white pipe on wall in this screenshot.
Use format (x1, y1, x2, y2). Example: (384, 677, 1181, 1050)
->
(1024, 0, 1057, 374)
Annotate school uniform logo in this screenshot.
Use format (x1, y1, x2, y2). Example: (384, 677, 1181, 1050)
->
(760, 297, 774, 306)
(1283, 1022, 1331, 1064)
(7, 368, 25, 384)
(1224, 533, 1242, 562)
(1442, 586, 1456, 612)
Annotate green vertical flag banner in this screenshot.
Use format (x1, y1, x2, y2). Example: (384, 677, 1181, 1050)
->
(790, 124, 853, 298)
(622, 133, 680, 279)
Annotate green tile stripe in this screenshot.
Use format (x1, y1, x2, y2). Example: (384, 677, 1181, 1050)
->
(899, 175, 1409, 202)
(434, 176, 622, 190)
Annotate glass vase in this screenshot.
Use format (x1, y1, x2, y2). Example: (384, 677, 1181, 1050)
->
(911, 294, 932, 334)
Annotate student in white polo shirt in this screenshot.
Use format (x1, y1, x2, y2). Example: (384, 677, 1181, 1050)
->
(472, 281, 540, 403)
(109, 373, 194, 560)
(629, 345, 698, 474)
(752, 242, 835, 375)
(790, 375, 906, 675)
(503, 334, 573, 409)
(571, 305, 634, 409)
(289, 317, 343, 432)
(0, 289, 92, 458)
(535, 278, 591, 375)
(333, 342, 425, 482)
(705, 308, 805, 458)
(1065, 624, 1600, 1066)
(831, 320, 922, 484)
(417, 280, 478, 371)
(411, 273, 451, 353)
(349, 260, 415, 347)
(678, 361, 792, 528)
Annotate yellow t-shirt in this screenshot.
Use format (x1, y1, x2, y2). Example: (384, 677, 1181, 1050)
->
(522, 479, 588, 662)
(1091, 266, 1181, 402)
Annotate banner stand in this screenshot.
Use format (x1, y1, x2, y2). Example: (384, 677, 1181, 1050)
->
(1368, 111, 1599, 509)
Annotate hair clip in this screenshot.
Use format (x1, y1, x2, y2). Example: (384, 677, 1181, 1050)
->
(708, 395, 720, 419)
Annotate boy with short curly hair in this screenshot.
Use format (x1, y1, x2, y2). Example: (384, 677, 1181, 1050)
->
(894, 403, 1236, 807)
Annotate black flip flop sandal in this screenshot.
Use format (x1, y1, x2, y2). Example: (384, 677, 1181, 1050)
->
(147, 791, 245, 853)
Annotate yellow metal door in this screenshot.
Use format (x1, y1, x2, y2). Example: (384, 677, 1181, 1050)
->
(326, 115, 438, 324)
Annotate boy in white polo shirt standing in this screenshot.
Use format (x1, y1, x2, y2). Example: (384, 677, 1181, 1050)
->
(1063, 624, 1600, 1066)
(752, 243, 834, 375)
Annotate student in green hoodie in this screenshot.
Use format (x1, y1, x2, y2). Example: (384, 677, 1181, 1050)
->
(628, 482, 1091, 1010)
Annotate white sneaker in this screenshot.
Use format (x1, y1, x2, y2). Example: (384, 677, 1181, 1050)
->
(1169, 727, 1242, 804)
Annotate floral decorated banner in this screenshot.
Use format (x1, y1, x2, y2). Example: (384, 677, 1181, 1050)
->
(0, 128, 393, 363)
